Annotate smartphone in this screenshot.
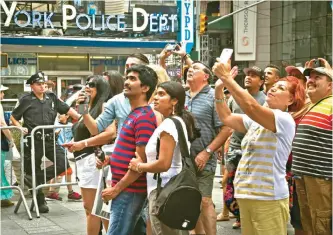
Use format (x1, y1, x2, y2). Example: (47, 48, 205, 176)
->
(165, 44, 177, 51)
(220, 48, 233, 63)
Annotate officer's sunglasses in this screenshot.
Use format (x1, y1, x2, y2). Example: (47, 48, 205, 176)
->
(86, 81, 96, 88)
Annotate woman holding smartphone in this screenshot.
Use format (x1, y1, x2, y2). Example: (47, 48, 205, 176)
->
(212, 60, 305, 235)
(65, 75, 110, 235)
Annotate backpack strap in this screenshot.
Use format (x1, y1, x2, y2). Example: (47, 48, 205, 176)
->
(169, 117, 197, 173)
(154, 137, 162, 194)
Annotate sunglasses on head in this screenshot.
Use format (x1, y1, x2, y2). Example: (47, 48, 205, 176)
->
(86, 81, 96, 88)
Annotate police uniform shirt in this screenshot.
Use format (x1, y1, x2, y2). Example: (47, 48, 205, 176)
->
(12, 92, 70, 133)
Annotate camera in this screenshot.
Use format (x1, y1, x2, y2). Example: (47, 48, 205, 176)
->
(314, 59, 322, 68)
(94, 146, 105, 162)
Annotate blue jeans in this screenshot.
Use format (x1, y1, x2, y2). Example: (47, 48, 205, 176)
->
(107, 191, 147, 235)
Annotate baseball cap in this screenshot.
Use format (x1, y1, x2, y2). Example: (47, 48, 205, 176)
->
(26, 72, 47, 85)
(0, 85, 9, 91)
(303, 67, 333, 80)
(285, 66, 305, 75)
(243, 66, 264, 80)
(285, 66, 307, 81)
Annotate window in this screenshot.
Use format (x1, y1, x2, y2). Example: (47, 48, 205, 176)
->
(295, 1, 311, 22)
(38, 54, 89, 71)
(271, 25, 283, 44)
(311, 1, 328, 18)
(311, 17, 327, 37)
(295, 20, 310, 40)
(270, 6, 283, 27)
(295, 38, 311, 59)
(326, 35, 332, 56)
(282, 23, 295, 42)
(310, 37, 327, 57)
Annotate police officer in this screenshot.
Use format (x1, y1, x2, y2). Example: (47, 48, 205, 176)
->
(10, 71, 81, 213)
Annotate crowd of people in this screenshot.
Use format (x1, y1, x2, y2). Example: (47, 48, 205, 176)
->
(0, 44, 332, 235)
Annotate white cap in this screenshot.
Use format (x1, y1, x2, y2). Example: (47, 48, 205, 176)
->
(0, 85, 9, 91)
(285, 66, 305, 75)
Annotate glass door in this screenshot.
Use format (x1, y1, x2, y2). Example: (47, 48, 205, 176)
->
(56, 77, 84, 101)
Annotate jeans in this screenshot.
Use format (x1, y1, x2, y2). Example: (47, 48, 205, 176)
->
(107, 191, 147, 235)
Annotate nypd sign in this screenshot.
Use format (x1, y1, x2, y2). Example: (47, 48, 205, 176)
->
(177, 0, 194, 53)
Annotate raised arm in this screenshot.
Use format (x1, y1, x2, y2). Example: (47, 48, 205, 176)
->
(67, 107, 81, 121)
(214, 79, 247, 133)
(213, 61, 277, 132)
(82, 113, 99, 136)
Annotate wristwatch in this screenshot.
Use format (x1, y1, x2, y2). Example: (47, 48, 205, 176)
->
(205, 147, 212, 154)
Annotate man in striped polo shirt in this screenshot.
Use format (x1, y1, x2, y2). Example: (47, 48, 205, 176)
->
(292, 65, 332, 235)
(185, 61, 232, 235)
(100, 65, 158, 235)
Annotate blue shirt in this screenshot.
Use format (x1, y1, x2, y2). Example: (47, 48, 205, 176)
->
(55, 121, 73, 150)
(96, 93, 131, 136)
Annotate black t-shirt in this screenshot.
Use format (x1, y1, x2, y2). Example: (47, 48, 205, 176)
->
(12, 92, 70, 133)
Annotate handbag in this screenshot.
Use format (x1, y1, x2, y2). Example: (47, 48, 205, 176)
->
(152, 117, 202, 230)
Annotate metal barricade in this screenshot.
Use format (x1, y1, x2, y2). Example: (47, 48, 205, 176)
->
(0, 126, 32, 220)
(28, 125, 77, 218)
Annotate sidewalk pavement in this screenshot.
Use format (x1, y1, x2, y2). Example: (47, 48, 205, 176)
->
(1, 164, 294, 235)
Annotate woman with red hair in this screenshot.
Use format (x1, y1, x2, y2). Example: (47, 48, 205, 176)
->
(212, 60, 306, 235)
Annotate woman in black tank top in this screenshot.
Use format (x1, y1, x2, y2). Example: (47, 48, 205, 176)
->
(72, 75, 110, 235)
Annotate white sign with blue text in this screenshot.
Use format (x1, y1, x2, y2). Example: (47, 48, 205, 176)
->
(178, 0, 194, 54)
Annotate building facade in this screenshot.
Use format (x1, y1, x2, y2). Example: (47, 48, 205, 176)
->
(0, 0, 180, 110)
(202, 0, 331, 77)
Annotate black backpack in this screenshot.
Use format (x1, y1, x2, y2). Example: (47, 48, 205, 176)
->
(152, 117, 202, 230)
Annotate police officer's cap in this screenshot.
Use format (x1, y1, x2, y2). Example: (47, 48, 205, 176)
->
(26, 71, 47, 85)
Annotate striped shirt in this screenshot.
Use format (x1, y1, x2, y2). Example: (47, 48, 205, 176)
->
(292, 96, 332, 179)
(110, 106, 157, 193)
(185, 85, 222, 172)
(234, 110, 295, 200)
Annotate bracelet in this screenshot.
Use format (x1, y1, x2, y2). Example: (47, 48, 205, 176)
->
(136, 163, 143, 173)
(214, 97, 226, 103)
(84, 140, 88, 147)
(182, 54, 190, 60)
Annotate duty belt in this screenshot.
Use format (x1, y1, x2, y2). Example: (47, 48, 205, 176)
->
(34, 131, 55, 141)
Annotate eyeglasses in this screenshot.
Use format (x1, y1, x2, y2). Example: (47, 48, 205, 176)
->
(86, 82, 96, 88)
